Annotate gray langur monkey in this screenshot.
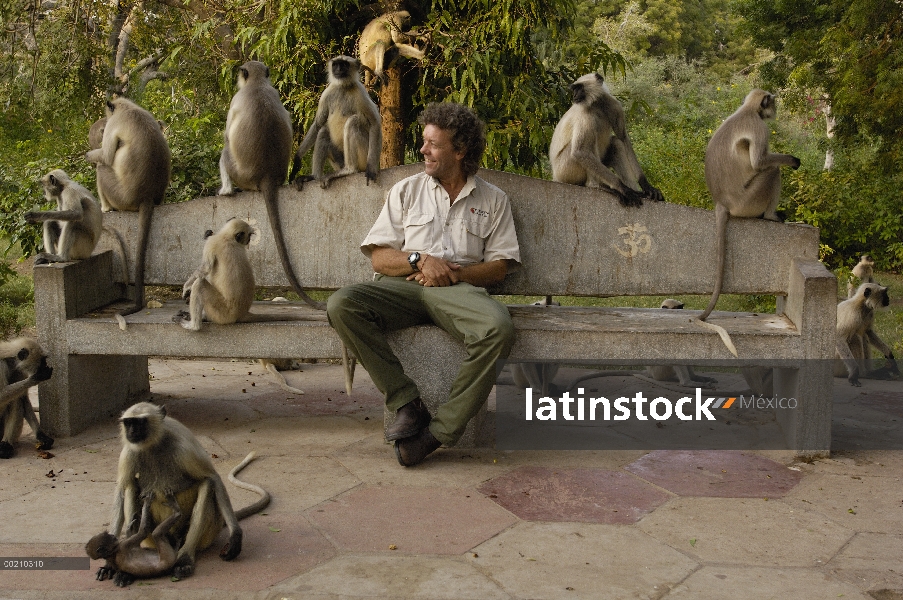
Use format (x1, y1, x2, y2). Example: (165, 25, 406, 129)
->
(173, 219, 255, 331)
(88, 117, 106, 153)
(219, 60, 324, 311)
(0, 337, 54, 458)
(644, 300, 717, 387)
(109, 403, 270, 579)
(847, 254, 875, 298)
(291, 56, 382, 190)
(835, 283, 899, 386)
(85, 98, 171, 318)
(699, 89, 800, 323)
(86, 493, 181, 587)
(550, 73, 663, 207)
(358, 10, 426, 87)
(24, 169, 102, 264)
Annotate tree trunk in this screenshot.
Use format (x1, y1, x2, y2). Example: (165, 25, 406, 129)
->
(823, 99, 835, 171)
(379, 65, 405, 168)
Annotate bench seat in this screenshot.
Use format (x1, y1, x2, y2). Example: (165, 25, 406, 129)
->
(34, 163, 836, 454)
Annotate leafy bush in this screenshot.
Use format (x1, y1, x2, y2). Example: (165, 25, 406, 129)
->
(783, 162, 903, 272)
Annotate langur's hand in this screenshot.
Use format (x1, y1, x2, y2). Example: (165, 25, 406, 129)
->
(23, 211, 41, 224)
(32, 357, 52, 382)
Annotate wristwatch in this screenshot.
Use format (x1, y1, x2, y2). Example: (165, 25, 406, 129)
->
(408, 252, 421, 272)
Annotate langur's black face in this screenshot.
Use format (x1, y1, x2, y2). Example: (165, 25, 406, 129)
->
(331, 59, 350, 80)
(571, 82, 586, 104)
(121, 417, 150, 444)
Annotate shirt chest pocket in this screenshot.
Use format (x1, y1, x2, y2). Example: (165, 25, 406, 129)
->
(462, 216, 491, 260)
(403, 212, 435, 252)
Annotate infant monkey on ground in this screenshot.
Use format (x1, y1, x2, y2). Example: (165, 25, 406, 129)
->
(86, 494, 181, 587)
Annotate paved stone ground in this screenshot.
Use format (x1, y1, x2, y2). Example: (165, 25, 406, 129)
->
(0, 358, 901, 599)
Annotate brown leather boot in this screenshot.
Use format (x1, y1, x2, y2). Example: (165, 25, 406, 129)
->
(394, 427, 442, 466)
(385, 398, 431, 441)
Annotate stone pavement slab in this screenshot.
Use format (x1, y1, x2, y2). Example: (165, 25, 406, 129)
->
(624, 450, 803, 497)
(305, 485, 517, 554)
(637, 496, 854, 567)
(469, 521, 699, 599)
(0, 359, 901, 599)
(665, 566, 872, 599)
(477, 466, 672, 523)
(272, 554, 512, 599)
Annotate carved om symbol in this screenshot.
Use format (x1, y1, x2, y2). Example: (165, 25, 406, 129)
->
(614, 223, 652, 258)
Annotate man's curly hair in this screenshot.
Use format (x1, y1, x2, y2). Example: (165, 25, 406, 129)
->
(418, 103, 486, 178)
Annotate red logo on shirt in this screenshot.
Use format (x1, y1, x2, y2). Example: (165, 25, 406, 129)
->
(470, 208, 489, 218)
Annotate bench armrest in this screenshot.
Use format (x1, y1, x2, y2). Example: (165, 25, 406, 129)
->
(783, 257, 836, 360)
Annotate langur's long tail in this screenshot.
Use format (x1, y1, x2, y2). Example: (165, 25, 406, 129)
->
(261, 177, 326, 310)
(114, 202, 155, 329)
(229, 451, 271, 520)
(695, 204, 737, 356)
(263, 361, 305, 395)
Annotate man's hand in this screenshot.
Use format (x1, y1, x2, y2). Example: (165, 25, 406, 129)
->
(407, 255, 460, 287)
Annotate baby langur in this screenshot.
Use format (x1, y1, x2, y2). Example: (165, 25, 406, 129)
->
(835, 283, 899, 386)
(291, 56, 382, 189)
(847, 254, 875, 298)
(174, 219, 254, 331)
(109, 403, 270, 579)
(643, 300, 717, 387)
(24, 170, 102, 264)
(86, 493, 181, 587)
(0, 337, 54, 458)
(358, 10, 427, 87)
(85, 98, 171, 318)
(219, 60, 324, 311)
(550, 73, 663, 207)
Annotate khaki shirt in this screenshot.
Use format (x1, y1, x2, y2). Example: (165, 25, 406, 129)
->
(361, 171, 521, 267)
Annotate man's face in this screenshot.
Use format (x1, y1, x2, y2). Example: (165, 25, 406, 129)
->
(420, 124, 466, 182)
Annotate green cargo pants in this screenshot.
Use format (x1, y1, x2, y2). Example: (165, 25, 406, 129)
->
(326, 275, 514, 445)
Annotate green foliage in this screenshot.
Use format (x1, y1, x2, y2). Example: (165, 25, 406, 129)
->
(605, 57, 751, 208)
(0, 122, 97, 256)
(0, 267, 35, 337)
(588, 0, 756, 73)
(783, 164, 903, 272)
(737, 0, 903, 172)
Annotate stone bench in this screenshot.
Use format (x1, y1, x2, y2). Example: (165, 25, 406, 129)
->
(33, 163, 836, 454)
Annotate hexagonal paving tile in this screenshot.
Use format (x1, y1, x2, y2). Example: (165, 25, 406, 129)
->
(274, 554, 510, 599)
(853, 391, 903, 419)
(638, 496, 853, 567)
(785, 473, 903, 534)
(477, 466, 672, 524)
(624, 450, 802, 497)
(470, 521, 698, 600)
(665, 566, 871, 599)
(305, 485, 517, 554)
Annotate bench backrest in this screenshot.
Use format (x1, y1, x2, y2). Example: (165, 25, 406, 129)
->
(97, 163, 820, 297)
